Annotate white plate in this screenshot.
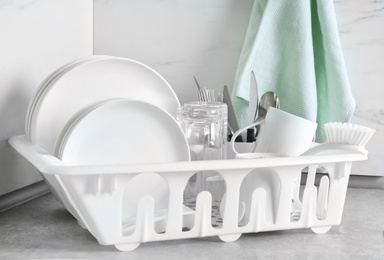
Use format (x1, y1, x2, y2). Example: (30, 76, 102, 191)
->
(56, 99, 191, 228)
(25, 56, 112, 139)
(30, 57, 180, 154)
(53, 98, 118, 156)
(56, 99, 190, 165)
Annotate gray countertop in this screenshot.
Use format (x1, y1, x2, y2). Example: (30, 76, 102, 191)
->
(1, 188, 384, 259)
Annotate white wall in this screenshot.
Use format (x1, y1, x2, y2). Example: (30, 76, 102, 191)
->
(94, 0, 253, 106)
(0, 0, 93, 196)
(94, 0, 384, 177)
(335, 0, 384, 176)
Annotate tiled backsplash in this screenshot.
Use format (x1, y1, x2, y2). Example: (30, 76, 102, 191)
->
(0, 0, 383, 197)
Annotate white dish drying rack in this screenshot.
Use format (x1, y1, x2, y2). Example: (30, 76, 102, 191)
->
(9, 135, 368, 251)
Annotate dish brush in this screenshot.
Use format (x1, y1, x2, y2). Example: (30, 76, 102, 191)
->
(303, 122, 375, 156)
(324, 122, 375, 147)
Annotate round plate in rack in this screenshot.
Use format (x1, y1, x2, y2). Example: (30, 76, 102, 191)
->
(29, 57, 180, 155)
(54, 99, 191, 232)
(25, 55, 112, 140)
(55, 99, 190, 165)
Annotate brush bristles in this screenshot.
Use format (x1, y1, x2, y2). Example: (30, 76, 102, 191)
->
(324, 122, 375, 147)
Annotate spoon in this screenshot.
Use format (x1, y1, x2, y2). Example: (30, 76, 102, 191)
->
(255, 91, 280, 137)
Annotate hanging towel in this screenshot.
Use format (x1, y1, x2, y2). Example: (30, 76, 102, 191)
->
(231, 0, 355, 142)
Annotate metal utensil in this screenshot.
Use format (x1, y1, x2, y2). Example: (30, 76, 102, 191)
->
(223, 85, 243, 142)
(246, 71, 259, 142)
(193, 76, 205, 101)
(255, 91, 280, 137)
(193, 76, 215, 102)
(248, 71, 259, 125)
(217, 92, 223, 102)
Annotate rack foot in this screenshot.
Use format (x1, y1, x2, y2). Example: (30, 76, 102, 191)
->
(115, 243, 140, 251)
(311, 226, 332, 234)
(218, 234, 242, 242)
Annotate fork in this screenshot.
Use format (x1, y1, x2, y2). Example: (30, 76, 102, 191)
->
(193, 76, 215, 102)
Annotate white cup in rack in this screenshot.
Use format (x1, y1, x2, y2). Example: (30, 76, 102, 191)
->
(231, 107, 317, 157)
(254, 107, 317, 156)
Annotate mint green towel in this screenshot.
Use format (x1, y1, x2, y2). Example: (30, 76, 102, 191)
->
(231, 0, 355, 142)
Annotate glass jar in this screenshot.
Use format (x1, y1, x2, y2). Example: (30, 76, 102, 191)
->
(177, 101, 228, 205)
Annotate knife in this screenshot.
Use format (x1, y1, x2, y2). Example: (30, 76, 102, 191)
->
(223, 85, 243, 142)
(246, 71, 259, 142)
(248, 71, 259, 125)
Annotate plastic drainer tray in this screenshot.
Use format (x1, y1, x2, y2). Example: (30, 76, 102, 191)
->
(9, 135, 368, 251)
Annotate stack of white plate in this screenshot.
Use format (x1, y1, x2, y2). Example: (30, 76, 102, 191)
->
(26, 56, 192, 232)
(26, 55, 190, 165)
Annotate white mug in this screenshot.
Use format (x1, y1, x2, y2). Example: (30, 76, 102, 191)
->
(231, 107, 317, 157)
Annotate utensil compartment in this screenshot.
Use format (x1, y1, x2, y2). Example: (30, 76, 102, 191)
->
(8, 135, 367, 251)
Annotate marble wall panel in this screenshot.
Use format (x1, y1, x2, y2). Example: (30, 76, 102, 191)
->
(94, 0, 384, 177)
(335, 0, 384, 176)
(94, 0, 253, 105)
